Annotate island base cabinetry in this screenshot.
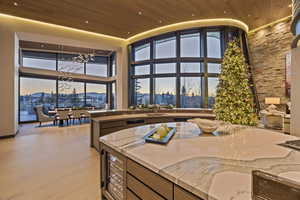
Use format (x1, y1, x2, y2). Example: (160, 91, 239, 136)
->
(100, 143, 203, 200)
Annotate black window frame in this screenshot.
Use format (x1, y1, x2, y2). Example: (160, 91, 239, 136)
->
(19, 50, 117, 123)
(129, 26, 244, 108)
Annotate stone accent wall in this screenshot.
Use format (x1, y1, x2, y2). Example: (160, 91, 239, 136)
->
(248, 18, 293, 111)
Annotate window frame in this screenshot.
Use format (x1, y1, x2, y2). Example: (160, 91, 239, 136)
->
(129, 26, 243, 108)
(19, 50, 117, 123)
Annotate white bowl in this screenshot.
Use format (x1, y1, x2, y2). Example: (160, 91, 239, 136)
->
(188, 119, 220, 134)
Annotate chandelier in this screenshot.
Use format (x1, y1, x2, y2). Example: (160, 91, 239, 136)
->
(73, 53, 95, 63)
(58, 46, 95, 92)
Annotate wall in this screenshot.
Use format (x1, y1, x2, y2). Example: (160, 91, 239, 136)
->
(0, 14, 128, 136)
(0, 27, 19, 136)
(291, 47, 300, 137)
(248, 18, 293, 110)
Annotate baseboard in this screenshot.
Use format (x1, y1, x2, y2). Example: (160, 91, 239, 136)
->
(0, 129, 19, 139)
(0, 134, 15, 139)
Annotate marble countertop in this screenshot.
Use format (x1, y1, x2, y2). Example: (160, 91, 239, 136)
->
(92, 113, 215, 122)
(99, 122, 300, 200)
(89, 108, 213, 114)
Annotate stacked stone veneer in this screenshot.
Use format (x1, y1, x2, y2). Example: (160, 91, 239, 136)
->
(248, 18, 293, 111)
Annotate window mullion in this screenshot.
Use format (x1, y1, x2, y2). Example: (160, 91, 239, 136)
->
(150, 40, 154, 105)
(176, 32, 181, 108)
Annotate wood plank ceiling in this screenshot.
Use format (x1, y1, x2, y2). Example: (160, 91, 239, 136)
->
(0, 0, 292, 38)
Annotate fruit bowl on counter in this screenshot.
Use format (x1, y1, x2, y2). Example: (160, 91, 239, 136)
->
(188, 118, 221, 134)
(144, 124, 176, 144)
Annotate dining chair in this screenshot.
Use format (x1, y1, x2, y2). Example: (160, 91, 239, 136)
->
(70, 110, 83, 124)
(34, 105, 55, 126)
(56, 110, 70, 126)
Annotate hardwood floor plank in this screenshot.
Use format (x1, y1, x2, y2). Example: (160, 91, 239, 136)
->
(0, 123, 101, 200)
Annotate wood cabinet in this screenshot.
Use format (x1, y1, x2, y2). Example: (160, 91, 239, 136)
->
(92, 112, 215, 152)
(127, 159, 173, 200)
(252, 170, 300, 200)
(174, 185, 202, 200)
(100, 144, 204, 200)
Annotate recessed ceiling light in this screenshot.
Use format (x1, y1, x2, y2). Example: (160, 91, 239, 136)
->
(138, 11, 142, 15)
(127, 32, 131, 34)
(13, 2, 18, 6)
(159, 20, 162, 24)
(85, 20, 89, 24)
(191, 13, 195, 17)
(288, 4, 292, 8)
(223, 10, 227, 14)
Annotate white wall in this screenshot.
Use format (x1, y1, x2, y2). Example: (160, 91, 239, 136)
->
(0, 15, 128, 136)
(291, 47, 300, 137)
(0, 27, 19, 136)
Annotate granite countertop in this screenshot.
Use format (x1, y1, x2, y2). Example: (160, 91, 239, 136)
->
(99, 122, 300, 200)
(92, 113, 215, 122)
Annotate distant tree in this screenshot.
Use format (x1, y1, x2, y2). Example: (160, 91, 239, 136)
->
(71, 88, 80, 106)
(38, 92, 45, 104)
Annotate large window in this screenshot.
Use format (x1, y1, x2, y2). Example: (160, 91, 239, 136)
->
(111, 82, 117, 109)
(180, 33, 201, 57)
(20, 79, 111, 122)
(134, 43, 150, 61)
(133, 78, 150, 105)
(155, 36, 176, 59)
(58, 54, 84, 74)
(181, 77, 202, 108)
(22, 51, 57, 71)
(20, 50, 116, 122)
(22, 50, 109, 77)
(207, 32, 222, 58)
(130, 27, 243, 108)
(58, 81, 85, 108)
(155, 63, 176, 74)
(86, 83, 107, 108)
(208, 77, 219, 108)
(20, 77, 56, 122)
(154, 77, 176, 105)
(86, 57, 108, 77)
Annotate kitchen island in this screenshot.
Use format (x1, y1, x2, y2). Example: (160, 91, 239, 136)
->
(99, 122, 300, 200)
(91, 109, 215, 151)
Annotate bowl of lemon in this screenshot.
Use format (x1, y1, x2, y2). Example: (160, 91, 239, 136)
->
(144, 124, 176, 144)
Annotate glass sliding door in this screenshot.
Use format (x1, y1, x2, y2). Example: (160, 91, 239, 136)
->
(19, 77, 56, 122)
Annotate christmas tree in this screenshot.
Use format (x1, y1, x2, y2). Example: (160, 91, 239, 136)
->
(214, 40, 258, 126)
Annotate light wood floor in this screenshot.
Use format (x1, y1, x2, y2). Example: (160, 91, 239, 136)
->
(0, 123, 100, 200)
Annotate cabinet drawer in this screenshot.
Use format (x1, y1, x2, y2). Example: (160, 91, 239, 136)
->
(127, 174, 164, 200)
(127, 189, 140, 200)
(127, 159, 173, 200)
(174, 185, 203, 200)
(101, 127, 125, 136)
(146, 118, 173, 124)
(252, 170, 300, 200)
(92, 121, 100, 151)
(101, 120, 126, 129)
